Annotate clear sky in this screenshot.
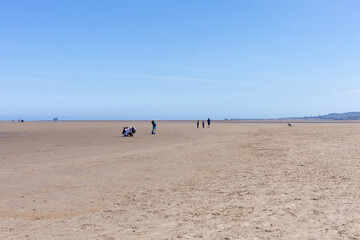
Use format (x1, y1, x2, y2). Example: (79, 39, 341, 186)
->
(1, 0, 360, 120)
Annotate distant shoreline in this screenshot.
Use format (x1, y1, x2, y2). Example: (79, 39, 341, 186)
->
(2, 119, 360, 123)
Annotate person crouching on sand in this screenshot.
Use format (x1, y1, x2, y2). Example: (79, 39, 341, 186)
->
(151, 120, 157, 134)
(123, 126, 136, 137)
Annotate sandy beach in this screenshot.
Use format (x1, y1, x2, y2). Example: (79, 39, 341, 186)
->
(1, 121, 360, 239)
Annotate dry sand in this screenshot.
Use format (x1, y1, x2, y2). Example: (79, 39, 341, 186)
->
(1, 121, 360, 239)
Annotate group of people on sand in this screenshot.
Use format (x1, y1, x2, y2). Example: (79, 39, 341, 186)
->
(122, 120, 156, 137)
(197, 118, 211, 128)
(123, 118, 211, 137)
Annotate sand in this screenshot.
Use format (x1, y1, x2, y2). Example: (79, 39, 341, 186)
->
(1, 121, 360, 239)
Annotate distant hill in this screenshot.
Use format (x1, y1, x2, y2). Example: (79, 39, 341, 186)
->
(228, 112, 360, 121)
(310, 112, 360, 120)
(288, 112, 360, 120)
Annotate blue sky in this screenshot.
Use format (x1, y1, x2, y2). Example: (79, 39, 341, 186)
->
(1, 0, 360, 120)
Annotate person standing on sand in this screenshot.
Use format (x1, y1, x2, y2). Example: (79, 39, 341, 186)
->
(207, 118, 211, 128)
(151, 120, 157, 134)
(202, 120, 205, 128)
(197, 120, 199, 128)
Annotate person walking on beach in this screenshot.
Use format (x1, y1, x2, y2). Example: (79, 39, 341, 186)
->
(202, 120, 205, 128)
(151, 120, 157, 134)
(207, 118, 211, 128)
(197, 120, 199, 128)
